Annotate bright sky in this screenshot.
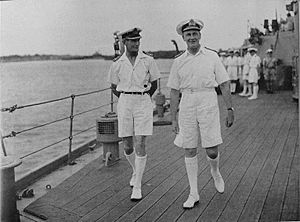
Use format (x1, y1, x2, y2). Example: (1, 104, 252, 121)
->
(0, 0, 289, 56)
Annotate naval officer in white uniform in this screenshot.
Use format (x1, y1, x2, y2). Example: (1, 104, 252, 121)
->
(167, 19, 234, 209)
(107, 28, 161, 200)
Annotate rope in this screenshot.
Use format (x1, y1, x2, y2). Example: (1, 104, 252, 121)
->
(20, 137, 69, 159)
(18, 212, 40, 222)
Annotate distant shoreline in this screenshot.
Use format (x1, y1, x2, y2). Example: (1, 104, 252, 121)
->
(0, 50, 180, 63)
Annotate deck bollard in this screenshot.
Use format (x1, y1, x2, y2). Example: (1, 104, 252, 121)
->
(96, 112, 121, 166)
(1, 156, 22, 222)
(155, 92, 166, 118)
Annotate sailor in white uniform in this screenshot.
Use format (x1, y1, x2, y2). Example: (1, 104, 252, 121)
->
(248, 48, 262, 100)
(226, 49, 238, 93)
(167, 19, 234, 209)
(239, 47, 253, 96)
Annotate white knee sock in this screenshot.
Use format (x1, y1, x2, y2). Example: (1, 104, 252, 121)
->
(124, 151, 136, 175)
(207, 153, 224, 193)
(232, 82, 236, 92)
(207, 153, 220, 175)
(185, 156, 198, 196)
(134, 155, 147, 188)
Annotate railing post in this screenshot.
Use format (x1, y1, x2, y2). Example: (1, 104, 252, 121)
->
(110, 89, 114, 113)
(158, 78, 161, 93)
(1, 132, 7, 156)
(68, 94, 75, 165)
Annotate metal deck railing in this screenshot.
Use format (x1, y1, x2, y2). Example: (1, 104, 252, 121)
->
(1, 72, 170, 164)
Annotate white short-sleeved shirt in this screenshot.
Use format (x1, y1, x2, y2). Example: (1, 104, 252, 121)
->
(243, 53, 251, 66)
(226, 56, 238, 68)
(249, 54, 261, 69)
(237, 56, 243, 67)
(167, 46, 229, 91)
(107, 51, 161, 92)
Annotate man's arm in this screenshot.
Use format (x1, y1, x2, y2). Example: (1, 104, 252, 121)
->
(146, 80, 157, 97)
(219, 81, 234, 127)
(170, 88, 180, 133)
(111, 84, 120, 98)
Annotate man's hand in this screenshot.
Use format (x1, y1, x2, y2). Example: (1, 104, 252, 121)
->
(226, 110, 234, 127)
(172, 120, 179, 134)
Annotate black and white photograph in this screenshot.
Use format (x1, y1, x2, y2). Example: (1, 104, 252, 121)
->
(0, 0, 299, 221)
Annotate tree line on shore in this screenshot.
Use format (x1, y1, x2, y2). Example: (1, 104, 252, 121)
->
(0, 50, 179, 63)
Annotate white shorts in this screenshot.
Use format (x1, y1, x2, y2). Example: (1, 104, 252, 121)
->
(227, 66, 238, 80)
(117, 93, 153, 137)
(242, 65, 249, 80)
(248, 68, 259, 83)
(176, 90, 223, 148)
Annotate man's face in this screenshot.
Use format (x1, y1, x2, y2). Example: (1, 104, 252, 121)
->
(124, 39, 140, 54)
(182, 30, 201, 49)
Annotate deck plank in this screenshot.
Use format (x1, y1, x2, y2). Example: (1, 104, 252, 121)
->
(22, 92, 299, 222)
(197, 106, 289, 222)
(265, 111, 299, 222)
(216, 109, 291, 221)
(237, 104, 296, 221)
(280, 124, 299, 221)
(156, 94, 280, 222)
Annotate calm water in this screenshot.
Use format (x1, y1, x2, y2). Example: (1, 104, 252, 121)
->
(0, 59, 173, 178)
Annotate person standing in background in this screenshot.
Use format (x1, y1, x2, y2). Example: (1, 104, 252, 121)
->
(235, 50, 243, 93)
(263, 48, 277, 93)
(248, 48, 261, 100)
(239, 47, 252, 96)
(226, 49, 238, 94)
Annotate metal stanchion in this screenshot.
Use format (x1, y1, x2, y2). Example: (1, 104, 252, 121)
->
(1, 156, 22, 222)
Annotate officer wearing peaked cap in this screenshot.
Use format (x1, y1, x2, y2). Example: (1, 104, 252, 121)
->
(167, 19, 234, 209)
(176, 19, 204, 35)
(107, 27, 161, 201)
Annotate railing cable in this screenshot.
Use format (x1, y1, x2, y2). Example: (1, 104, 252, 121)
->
(20, 137, 69, 159)
(2, 116, 70, 139)
(73, 102, 117, 117)
(74, 87, 110, 97)
(1, 96, 70, 113)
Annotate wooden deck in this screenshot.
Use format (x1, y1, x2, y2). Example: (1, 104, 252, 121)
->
(24, 91, 299, 222)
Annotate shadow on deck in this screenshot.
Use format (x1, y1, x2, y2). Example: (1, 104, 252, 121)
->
(24, 91, 299, 222)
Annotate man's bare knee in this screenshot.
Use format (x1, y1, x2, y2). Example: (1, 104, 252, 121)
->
(123, 137, 134, 155)
(205, 146, 219, 159)
(184, 148, 197, 158)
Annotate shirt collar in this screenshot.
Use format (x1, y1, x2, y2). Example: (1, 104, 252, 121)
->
(119, 50, 146, 62)
(186, 45, 207, 57)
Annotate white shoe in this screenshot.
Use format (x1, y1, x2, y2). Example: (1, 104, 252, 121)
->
(211, 170, 225, 193)
(183, 194, 199, 209)
(131, 187, 142, 200)
(245, 92, 252, 97)
(129, 173, 136, 187)
(248, 95, 257, 100)
(239, 92, 246, 96)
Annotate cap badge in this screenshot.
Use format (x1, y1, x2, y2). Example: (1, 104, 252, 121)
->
(188, 19, 196, 26)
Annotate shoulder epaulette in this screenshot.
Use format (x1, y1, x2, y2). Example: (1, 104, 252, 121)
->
(205, 47, 218, 54)
(143, 51, 153, 57)
(174, 50, 185, 58)
(113, 55, 122, 62)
